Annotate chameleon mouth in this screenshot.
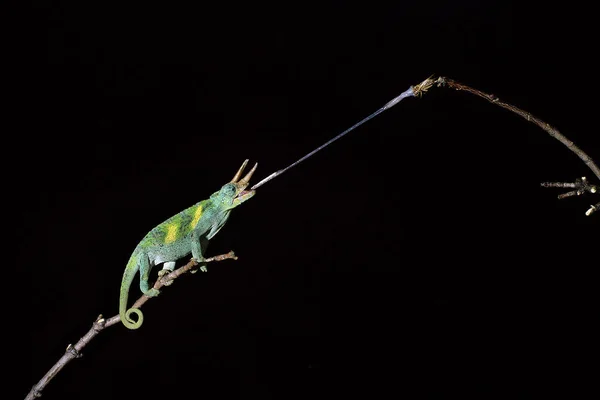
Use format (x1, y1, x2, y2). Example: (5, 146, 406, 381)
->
(232, 188, 255, 207)
(237, 190, 252, 198)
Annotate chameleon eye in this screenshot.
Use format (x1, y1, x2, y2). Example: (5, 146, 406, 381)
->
(223, 183, 237, 196)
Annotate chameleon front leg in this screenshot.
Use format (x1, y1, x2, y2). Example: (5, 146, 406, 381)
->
(190, 231, 208, 273)
(139, 253, 160, 297)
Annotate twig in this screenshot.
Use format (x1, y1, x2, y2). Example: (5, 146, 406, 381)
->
(435, 76, 599, 215)
(541, 176, 598, 199)
(25, 251, 238, 400)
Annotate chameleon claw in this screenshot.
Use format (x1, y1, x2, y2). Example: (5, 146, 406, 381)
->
(189, 264, 208, 274)
(158, 269, 175, 286)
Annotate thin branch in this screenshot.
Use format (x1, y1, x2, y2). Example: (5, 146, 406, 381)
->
(435, 76, 599, 215)
(25, 251, 238, 400)
(541, 176, 598, 199)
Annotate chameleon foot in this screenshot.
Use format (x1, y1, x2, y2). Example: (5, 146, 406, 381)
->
(190, 265, 208, 274)
(189, 257, 207, 274)
(158, 269, 174, 286)
(144, 288, 160, 297)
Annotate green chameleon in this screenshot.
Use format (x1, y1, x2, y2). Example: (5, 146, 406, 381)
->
(119, 160, 257, 329)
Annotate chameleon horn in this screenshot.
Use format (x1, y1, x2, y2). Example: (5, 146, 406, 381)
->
(238, 162, 258, 186)
(231, 159, 249, 183)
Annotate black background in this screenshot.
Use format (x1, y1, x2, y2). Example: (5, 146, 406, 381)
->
(15, 1, 598, 399)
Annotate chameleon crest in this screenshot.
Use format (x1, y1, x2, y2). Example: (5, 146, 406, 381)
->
(119, 160, 257, 329)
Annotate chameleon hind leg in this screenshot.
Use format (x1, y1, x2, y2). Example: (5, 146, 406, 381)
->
(139, 253, 160, 297)
(158, 261, 176, 286)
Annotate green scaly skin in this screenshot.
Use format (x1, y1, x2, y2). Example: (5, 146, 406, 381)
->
(119, 160, 257, 329)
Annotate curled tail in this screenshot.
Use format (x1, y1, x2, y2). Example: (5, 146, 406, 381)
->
(120, 255, 144, 330)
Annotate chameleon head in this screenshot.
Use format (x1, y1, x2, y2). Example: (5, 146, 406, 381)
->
(219, 159, 257, 209)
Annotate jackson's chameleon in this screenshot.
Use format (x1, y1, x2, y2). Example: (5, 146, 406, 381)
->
(119, 160, 257, 329)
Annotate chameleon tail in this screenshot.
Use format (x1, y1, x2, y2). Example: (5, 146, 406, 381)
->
(119, 255, 144, 330)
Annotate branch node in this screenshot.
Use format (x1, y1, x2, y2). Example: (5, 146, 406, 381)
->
(29, 386, 42, 398)
(92, 315, 106, 332)
(66, 344, 82, 359)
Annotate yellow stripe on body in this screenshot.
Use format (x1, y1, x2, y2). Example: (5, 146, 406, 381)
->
(190, 204, 203, 229)
(165, 223, 179, 244)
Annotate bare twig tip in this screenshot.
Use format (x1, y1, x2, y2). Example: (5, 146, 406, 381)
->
(542, 177, 598, 210)
(586, 207, 594, 216)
